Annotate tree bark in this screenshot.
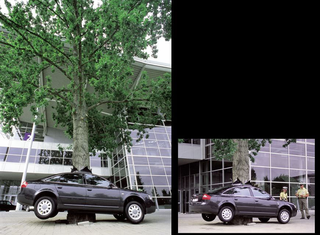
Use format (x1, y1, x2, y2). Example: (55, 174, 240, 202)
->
(232, 139, 250, 183)
(72, 90, 90, 170)
(230, 139, 251, 225)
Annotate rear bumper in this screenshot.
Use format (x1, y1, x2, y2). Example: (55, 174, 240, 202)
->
(17, 192, 34, 206)
(189, 201, 219, 215)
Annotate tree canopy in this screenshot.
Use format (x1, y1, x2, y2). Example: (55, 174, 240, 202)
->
(0, 0, 171, 169)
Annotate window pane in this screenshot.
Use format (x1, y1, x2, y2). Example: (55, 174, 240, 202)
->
(8, 147, 23, 155)
(135, 166, 151, 175)
(133, 156, 148, 165)
(164, 167, 171, 175)
(50, 158, 63, 165)
(271, 154, 288, 168)
(162, 158, 171, 166)
(150, 166, 166, 175)
(51, 150, 63, 158)
(271, 140, 288, 154)
(252, 152, 270, 166)
(132, 147, 146, 155)
(148, 157, 163, 166)
(145, 140, 157, 148)
(158, 141, 170, 148)
(160, 149, 171, 156)
(289, 143, 305, 156)
(156, 133, 167, 140)
(251, 167, 270, 181)
(252, 188, 270, 198)
(224, 168, 232, 182)
(271, 168, 289, 181)
(290, 169, 306, 183)
(153, 186, 171, 196)
(136, 176, 152, 185)
(6, 155, 21, 162)
(152, 176, 168, 185)
(233, 188, 251, 196)
(290, 156, 305, 169)
(0, 147, 8, 153)
(212, 170, 222, 184)
(271, 183, 288, 197)
(146, 148, 160, 156)
(307, 144, 314, 157)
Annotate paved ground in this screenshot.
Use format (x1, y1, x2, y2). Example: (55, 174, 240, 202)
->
(0, 209, 171, 235)
(178, 210, 315, 233)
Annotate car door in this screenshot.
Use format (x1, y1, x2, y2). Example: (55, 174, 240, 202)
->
(251, 187, 278, 216)
(84, 174, 120, 211)
(51, 173, 87, 207)
(232, 187, 256, 215)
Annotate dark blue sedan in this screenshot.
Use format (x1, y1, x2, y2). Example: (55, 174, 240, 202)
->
(189, 182, 297, 224)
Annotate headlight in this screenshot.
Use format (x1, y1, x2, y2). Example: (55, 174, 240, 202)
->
(148, 195, 153, 201)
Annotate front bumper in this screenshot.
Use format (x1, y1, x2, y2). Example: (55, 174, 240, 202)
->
(145, 199, 156, 214)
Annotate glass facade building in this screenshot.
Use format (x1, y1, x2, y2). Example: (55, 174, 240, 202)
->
(111, 125, 171, 208)
(178, 139, 315, 213)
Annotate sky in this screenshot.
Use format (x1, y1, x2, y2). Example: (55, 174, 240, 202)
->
(0, 0, 171, 65)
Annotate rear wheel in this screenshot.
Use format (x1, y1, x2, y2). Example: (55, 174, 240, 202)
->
(202, 213, 216, 222)
(125, 201, 145, 224)
(34, 196, 56, 220)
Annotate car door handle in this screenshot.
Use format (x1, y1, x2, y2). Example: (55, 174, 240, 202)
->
(57, 187, 62, 189)
(255, 200, 259, 202)
(87, 189, 92, 191)
(234, 198, 238, 201)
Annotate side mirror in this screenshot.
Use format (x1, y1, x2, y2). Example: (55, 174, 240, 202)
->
(108, 183, 116, 189)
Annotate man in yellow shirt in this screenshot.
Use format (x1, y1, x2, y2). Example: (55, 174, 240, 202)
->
(295, 183, 310, 219)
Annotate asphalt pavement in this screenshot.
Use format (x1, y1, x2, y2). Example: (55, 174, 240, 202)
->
(0, 209, 171, 235)
(178, 210, 315, 233)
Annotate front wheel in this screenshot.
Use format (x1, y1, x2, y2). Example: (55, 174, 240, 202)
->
(218, 206, 234, 223)
(34, 196, 56, 220)
(202, 213, 216, 222)
(125, 201, 145, 224)
(277, 209, 291, 224)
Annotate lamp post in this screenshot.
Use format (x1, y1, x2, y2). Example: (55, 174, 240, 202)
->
(15, 120, 36, 211)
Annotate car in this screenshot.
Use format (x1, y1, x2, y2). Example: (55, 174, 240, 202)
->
(189, 181, 297, 224)
(17, 170, 156, 224)
(0, 200, 16, 211)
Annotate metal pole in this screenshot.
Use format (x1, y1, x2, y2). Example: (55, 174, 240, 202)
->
(15, 121, 36, 211)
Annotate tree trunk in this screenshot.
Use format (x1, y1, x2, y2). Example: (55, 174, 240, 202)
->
(230, 139, 252, 225)
(72, 93, 90, 170)
(232, 139, 250, 183)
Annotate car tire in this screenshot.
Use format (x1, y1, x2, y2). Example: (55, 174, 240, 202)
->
(277, 208, 291, 224)
(218, 206, 234, 223)
(113, 213, 127, 221)
(34, 196, 56, 220)
(258, 218, 270, 223)
(125, 201, 145, 224)
(202, 213, 216, 222)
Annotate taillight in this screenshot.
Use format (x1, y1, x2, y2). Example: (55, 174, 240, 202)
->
(21, 181, 28, 188)
(202, 194, 211, 200)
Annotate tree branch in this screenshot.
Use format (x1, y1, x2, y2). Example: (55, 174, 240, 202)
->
(87, 98, 150, 111)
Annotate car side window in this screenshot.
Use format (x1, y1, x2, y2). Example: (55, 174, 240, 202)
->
(59, 174, 84, 184)
(252, 188, 270, 199)
(223, 188, 235, 195)
(233, 187, 251, 197)
(85, 174, 110, 187)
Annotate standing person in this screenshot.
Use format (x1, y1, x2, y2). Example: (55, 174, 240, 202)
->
(280, 186, 288, 201)
(295, 183, 310, 219)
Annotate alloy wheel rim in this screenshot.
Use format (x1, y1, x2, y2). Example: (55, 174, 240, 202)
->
(281, 211, 289, 222)
(222, 208, 232, 220)
(37, 199, 52, 216)
(128, 204, 142, 220)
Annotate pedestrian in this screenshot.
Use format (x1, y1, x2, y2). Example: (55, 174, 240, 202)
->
(295, 183, 310, 219)
(280, 186, 288, 201)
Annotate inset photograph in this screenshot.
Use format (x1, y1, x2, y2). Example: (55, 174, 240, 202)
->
(178, 139, 315, 233)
